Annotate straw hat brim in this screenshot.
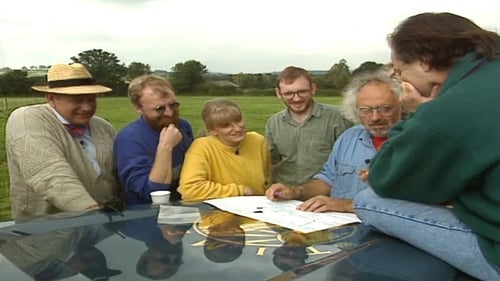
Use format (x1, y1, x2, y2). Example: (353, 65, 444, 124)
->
(32, 85, 112, 95)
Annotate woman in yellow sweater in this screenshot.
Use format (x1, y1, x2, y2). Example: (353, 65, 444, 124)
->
(179, 98, 271, 201)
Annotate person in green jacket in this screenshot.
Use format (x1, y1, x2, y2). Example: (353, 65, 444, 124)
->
(353, 12, 500, 280)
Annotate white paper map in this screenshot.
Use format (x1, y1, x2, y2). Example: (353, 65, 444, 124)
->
(204, 196, 361, 233)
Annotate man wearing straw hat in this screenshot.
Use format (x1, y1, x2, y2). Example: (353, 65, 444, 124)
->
(5, 63, 123, 220)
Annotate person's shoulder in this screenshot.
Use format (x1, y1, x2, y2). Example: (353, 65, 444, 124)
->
(188, 136, 214, 152)
(91, 115, 115, 129)
(89, 115, 117, 139)
(178, 118, 194, 134)
(178, 118, 192, 128)
(8, 104, 50, 122)
(92, 115, 112, 124)
(265, 109, 288, 130)
(191, 135, 211, 146)
(316, 103, 342, 114)
(8, 105, 29, 120)
(9, 103, 47, 115)
(339, 125, 366, 138)
(118, 118, 141, 131)
(246, 131, 265, 141)
(115, 118, 143, 139)
(266, 109, 287, 122)
(315, 103, 352, 126)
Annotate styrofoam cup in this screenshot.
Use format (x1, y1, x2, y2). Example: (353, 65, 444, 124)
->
(150, 190, 171, 205)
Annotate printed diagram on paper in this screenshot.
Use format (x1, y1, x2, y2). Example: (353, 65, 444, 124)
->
(205, 196, 361, 233)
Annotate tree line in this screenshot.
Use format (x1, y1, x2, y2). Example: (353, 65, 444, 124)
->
(0, 49, 385, 97)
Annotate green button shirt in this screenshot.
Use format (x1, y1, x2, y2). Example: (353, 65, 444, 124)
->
(265, 102, 353, 186)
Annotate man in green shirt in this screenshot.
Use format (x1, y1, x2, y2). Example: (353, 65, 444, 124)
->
(354, 12, 500, 280)
(265, 66, 353, 186)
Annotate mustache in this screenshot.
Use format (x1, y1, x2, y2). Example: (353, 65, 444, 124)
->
(368, 121, 388, 126)
(160, 114, 180, 127)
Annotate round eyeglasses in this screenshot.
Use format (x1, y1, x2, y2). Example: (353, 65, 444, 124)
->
(279, 89, 311, 99)
(357, 105, 396, 117)
(149, 102, 180, 115)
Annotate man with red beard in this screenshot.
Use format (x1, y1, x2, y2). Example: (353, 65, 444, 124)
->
(266, 68, 401, 213)
(266, 66, 353, 187)
(114, 75, 193, 205)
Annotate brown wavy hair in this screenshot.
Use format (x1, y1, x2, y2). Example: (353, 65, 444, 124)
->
(276, 66, 313, 89)
(388, 12, 500, 70)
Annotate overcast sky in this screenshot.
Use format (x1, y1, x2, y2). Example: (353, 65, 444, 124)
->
(1, 0, 499, 73)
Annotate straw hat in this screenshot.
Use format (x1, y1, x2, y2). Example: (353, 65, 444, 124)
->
(32, 63, 112, 94)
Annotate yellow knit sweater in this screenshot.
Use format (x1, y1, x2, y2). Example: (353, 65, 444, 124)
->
(179, 132, 271, 201)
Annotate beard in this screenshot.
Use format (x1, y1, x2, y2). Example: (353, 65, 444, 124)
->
(365, 122, 391, 138)
(284, 98, 313, 114)
(145, 111, 180, 131)
(368, 127, 390, 137)
(160, 113, 180, 128)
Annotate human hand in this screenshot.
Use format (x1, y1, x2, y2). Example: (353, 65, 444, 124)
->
(400, 81, 440, 114)
(265, 183, 296, 201)
(243, 186, 254, 196)
(297, 196, 353, 213)
(99, 196, 125, 215)
(158, 124, 183, 150)
(86, 204, 101, 210)
(358, 169, 369, 183)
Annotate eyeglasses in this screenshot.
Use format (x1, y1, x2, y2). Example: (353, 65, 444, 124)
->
(149, 102, 180, 115)
(280, 89, 311, 99)
(357, 105, 396, 117)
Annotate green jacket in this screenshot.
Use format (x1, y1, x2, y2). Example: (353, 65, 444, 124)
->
(368, 52, 500, 266)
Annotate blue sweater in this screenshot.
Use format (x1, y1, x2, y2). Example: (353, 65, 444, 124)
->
(114, 117, 193, 205)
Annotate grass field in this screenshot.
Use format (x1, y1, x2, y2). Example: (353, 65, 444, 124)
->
(0, 95, 343, 220)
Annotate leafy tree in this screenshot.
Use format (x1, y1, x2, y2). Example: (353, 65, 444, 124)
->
(263, 73, 278, 89)
(0, 70, 32, 96)
(127, 62, 152, 80)
(71, 49, 127, 94)
(230, 73, 277, 89)
(352, 61, 385, 76)
(326, 59, 352, 91)
(170, 60, 207, 92)
(312, 75, 329, 89)
(252, 73, 265, 89)
(232, 73, 251, 89)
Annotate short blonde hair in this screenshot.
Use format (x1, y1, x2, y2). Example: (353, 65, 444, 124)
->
(128, 74, 175, 106)
(201, 98, 242, 130)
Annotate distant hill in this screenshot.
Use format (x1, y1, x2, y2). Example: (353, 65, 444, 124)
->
(309, 70, 329, 75)
(268, 70, 328, 76)
(1, 68, 330, 78)
(0, 69, 48, 78)
(152, 69, 169, 77)
(27, 70, 47, 78)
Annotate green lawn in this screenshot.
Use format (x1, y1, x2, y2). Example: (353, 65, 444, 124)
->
(0, 95, 343, 220)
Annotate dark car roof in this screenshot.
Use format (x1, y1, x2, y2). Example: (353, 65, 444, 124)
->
(0, 203, 478, 281)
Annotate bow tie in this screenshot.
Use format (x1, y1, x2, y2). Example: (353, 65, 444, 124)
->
(64, 124, 87, 137)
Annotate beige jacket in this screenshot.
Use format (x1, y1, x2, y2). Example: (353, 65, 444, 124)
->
(6, 104, 122, 219)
